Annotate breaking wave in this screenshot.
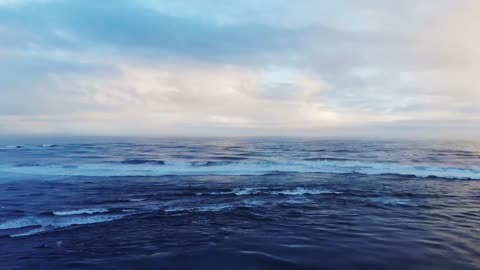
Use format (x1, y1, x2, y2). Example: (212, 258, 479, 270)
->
(0, 214, 126, 237)
(53, 208, 109, 216)
(0, 160, 479, 179)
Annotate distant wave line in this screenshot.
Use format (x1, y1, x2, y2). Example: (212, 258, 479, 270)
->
(1, 160, 479, 179)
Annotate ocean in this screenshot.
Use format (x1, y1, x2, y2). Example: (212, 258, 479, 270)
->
(0, 137, 479, 269)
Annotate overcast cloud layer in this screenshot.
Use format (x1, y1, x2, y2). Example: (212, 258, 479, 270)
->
(1, 0, 479, 138)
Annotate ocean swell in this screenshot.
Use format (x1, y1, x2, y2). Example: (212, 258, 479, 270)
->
(0, 160, 479, 179)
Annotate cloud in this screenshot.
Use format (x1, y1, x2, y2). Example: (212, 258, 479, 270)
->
(0, 0, 479, 138)
(3, 61, 339, 134)
(0, 0, 321, 61)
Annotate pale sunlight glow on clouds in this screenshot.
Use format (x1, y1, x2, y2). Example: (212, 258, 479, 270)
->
(0, 0, 479, 138)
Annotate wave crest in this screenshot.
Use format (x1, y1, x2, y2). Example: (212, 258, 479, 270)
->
(1, 160, 479, 179)
(53, 208, 109, 216)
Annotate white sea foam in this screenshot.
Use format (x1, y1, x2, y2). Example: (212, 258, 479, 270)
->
(165, 204, 233, 213)
(10, 227, 47, 237)
(0, 214, 126, 237)
(239, 187, 337, 196)
(53, 208, 109, 216)
(196, 204, 233, 212)
(242, 198, 267, 206)
(370, 197, 413, 206)
(127, 198, 146, 202)
(197, 187, 340, 197)
(198, 188, 260, 196)
(1, 160, 479, 179)
(0, 216, 39, 230)
(232, 187, 262, 195)
(41, 144, 56, 148)
(271, 187, 340, 196)
(283, 197, 313, 204)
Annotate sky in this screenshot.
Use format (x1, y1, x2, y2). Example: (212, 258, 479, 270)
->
(0, 0, 479, 138)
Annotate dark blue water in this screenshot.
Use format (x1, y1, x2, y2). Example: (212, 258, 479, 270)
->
(1, 137, 480, 269)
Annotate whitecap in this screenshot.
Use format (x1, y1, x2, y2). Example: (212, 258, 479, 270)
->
(232, 187, 262, 195)
(41, 144, 57, 148)
(0, 160, 479, 180)
(370, 197, 413, 206)
(1, 214, 126, 237)
(0, 216, 38, 230)
(196, 204, 233, 212)
(283, 197, 313, 204)
(127, 198, 146, 202)
(271, 187, 340, 196)
(196, 187, 262, 196)
(53, 208, 109, 216)
(165, 204, 233, 213)
(10, 227, 47, 237)
(242, 198, 268, 206)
